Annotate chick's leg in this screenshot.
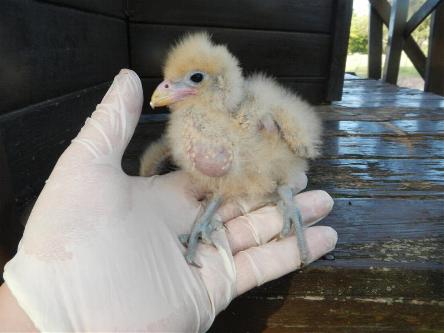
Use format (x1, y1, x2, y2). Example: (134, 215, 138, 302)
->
(278, 185, 310, 266)
(180, 196, 223, 266)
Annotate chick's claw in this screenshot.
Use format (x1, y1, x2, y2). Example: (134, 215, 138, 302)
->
(182, 218, 217, 267)
(181, 197, 223, 266)
(278, 185, 310, 267)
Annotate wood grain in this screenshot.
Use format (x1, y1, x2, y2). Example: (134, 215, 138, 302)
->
(425, 3, 444, 95)
(0, 0, 128, 114)
(127, 0, 334, 33)
(39, 0, 125, 18)
(210, 293, 444, 333)
(368, 5, 383, 79)
(324, 120, 444, 136)
(130, 24, 331, 78)
(382, 0, 409, 84)
(326, 0, 353, 101)
(0, 83, 111, 204)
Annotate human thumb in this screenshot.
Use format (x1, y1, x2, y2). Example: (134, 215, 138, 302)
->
(62, 69, 143, 168)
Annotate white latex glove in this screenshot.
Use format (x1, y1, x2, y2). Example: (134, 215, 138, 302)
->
(3, 69, 337, 332)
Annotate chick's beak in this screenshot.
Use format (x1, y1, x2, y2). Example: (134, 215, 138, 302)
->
(150, 80, 197, 109)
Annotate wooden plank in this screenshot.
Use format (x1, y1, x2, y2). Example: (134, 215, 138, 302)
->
(310, 158, 444, 197)
(337, 100, 444, 108)
(336, 78, 444, 108)
(0, 82, 111, 205)
(324, 120, 444, 136)
(140, 77, 327, 113)
(130, 24, 331, 78)
(0, 0, 128, 114)
(425, 3, 444, 96)
(210, 292, 444, 333)
(326, 0, 353, 101)
(322, 198, 444, 243)
(321, 136, 444, 158)
(404, 36, 428, 78)
(127, 0, 334, 33)
(370, 0, 427, 78)
(39, 0, 125, 18)
(336, 99, 444, 108)
(383, 0, 409, 84)
(319, 106, 444, 121)
(253, 266, 444, 300)
(404, 0, 443, 37)
(368, 5, 383, 79)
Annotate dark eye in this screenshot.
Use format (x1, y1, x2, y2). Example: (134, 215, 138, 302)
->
(190, 73, 204, 83)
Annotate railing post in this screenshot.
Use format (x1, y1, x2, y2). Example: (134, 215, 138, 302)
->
(383, 0, 409, 84)
(425, 3, 444, 95)
(368, 3, 383, 79)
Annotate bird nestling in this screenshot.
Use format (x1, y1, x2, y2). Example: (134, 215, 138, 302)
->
(140, 32, 322, 266)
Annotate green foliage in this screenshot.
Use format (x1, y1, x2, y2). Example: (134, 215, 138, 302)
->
(408, 0, 430, 52)
(348, 1, 430, 55)
(348, 13, 368, 54)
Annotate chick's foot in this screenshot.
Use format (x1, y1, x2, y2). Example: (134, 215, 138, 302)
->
(278, 185, 310, 266)
(180, 196, 223, 267)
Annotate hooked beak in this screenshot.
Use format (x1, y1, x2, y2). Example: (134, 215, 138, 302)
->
(150, 80, 197, 109)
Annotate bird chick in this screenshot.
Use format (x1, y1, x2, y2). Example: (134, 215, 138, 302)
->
(140, 33, 322, 266)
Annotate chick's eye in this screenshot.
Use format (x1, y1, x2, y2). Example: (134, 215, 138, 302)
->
(190, 73, 204, 83)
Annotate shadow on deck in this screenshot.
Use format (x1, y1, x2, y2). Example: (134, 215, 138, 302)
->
(208, 75, 444, 332)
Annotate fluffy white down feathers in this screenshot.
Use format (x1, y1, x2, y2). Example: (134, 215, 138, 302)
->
(140, 32, 322, 203)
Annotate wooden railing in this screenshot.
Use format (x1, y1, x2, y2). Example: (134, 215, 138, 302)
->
(368, 0, 444, 95)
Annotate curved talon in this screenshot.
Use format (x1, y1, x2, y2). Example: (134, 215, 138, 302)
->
(179, 234, 190, 246)
(201, 229, 214, 245)
(185, 252, 202, 268)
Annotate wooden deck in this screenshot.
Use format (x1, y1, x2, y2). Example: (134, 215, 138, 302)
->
(207, 76, 444, 332)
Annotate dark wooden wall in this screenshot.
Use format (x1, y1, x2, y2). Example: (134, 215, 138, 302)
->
(128, 0, 352, 110)
(0, 0, 129, 256)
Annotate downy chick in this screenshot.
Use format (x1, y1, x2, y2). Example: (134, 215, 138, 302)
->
(140, 33, 322, 266)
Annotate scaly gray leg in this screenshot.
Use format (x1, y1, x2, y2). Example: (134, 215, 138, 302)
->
(180, 196, 223, 267)
(278, 185, 310, 266)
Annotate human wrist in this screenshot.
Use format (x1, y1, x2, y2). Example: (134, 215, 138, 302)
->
(0, 283, 38, 332)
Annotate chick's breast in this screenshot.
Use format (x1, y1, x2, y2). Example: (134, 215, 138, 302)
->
(166, 109, 285, 201)
(167, 109, 237, 180)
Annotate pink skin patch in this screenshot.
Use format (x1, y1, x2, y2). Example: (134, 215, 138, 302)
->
(188, 141, 232, 177)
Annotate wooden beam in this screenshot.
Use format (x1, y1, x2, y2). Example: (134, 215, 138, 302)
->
(370, 0, 426, 78)
(404, 0, 443, 37)
(383, 0, 409, 84)
(326, 0, 353, 101)
(368, 4, 383, 79)
(425, 3, 444, 95)
(404, 36, 427, 77)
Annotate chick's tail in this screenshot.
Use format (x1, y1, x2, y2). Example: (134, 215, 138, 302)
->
(139, 136, 171, 176)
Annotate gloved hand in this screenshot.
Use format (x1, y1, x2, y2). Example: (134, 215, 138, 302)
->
(2, 69, 337, 332)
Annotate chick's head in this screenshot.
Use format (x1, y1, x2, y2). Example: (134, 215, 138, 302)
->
(150, 32, 243, 112)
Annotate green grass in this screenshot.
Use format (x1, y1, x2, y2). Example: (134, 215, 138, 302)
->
(346, 53, 419, 78)
(346, 53, 425, 90)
